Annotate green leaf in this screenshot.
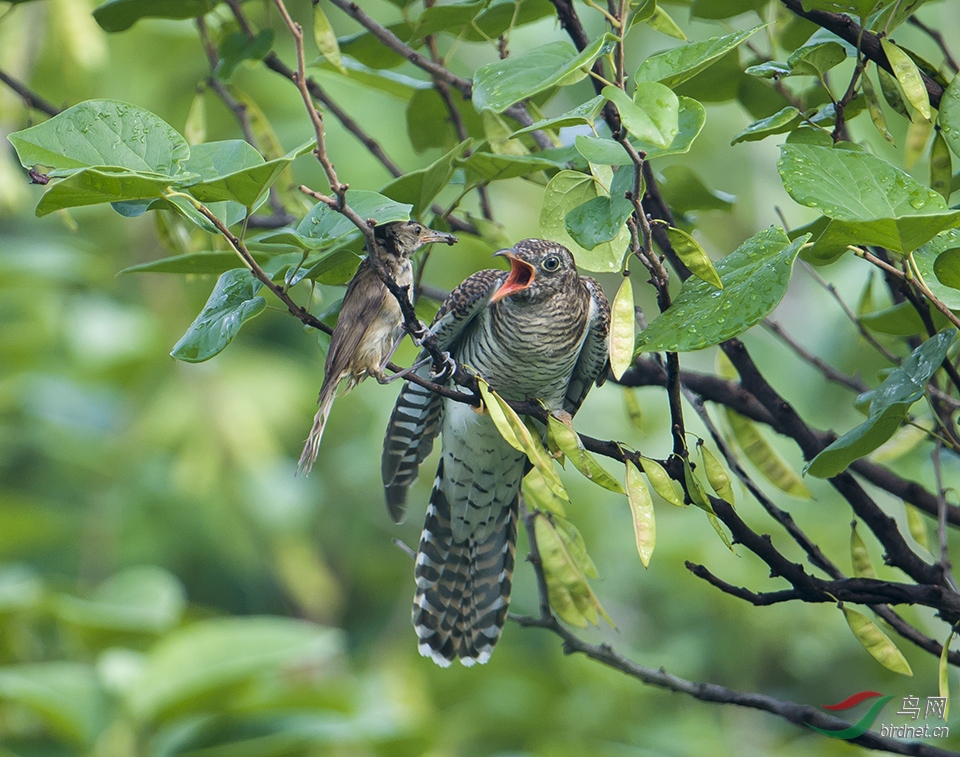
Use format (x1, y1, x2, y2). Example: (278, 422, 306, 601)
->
(807, 329, 957, 477)
(934, 248, 960, 290)
(881, 39, 931, 120)
(511, 95, 606, 137)
(731, 106, 804, 145)
(861, 71, 894, 144)
(623, 389, 644, 430)
(120, 250, 292, 276)
(632, 96, 706, 160)
(129, 617, 343, 721)
(878, 66, 910, 117)
(637, 228, 806, 352)
(725, 409, 812, 497)
(181, 139, 264, 180)
(941, 73, 960, 159)
(801, 0, 892, 16)
(0, 662, 110, 745)
(8, 99, 189, 175)
(786, 41, 847, 78)
(657, 165, 735, 212)
(473, 34, 618, 113)
(640, 457, 685, 507)
(602, 83, 679, 148)
(533, 513, 611, 628)
(634, 25, 764, 89)
(215, 29, 274, 81)
(458, 152, 562, 182)
(565, 195, 634, 250)
(523, 467, 567, 517)
(546, 416, 624, 493)
(665, 227, 723, 288)
(841, 606, 913, 675)
(54, 566, 186, 634)
(778, 143, 960, 254)
(905, 503, 930, 550)
(184, 87, 206, 145)
(626, 462, 655, 568)
(93, 0, 215, 32)
(609, 276, 636, 381)
(476, 379, 568, 501)
(170, 269, 267, 363)
(34, 167, 176, 216)
(914, 230, 960, 309)
(931, 130, 953, 200)
(700, 444, 734, 505)
(313, 3, 344, 73)
(939, 630, 953, 721)
(850, 521, 877, 578)
(575, 135, 631, 167)
(540, 170, 631, 273)
(187, 139, 314, 208)
(263, 190, 411, 250)
(381, 140, 468, 215)
(646, 6, 686, 40)
(304, 248, 363, 285)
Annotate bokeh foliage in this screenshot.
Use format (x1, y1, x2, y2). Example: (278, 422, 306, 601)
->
(2, 0, 960, 755)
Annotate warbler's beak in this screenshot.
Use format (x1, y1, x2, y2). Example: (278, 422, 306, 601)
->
(490, 250, 536, 304)
(421, 230, 459, 246)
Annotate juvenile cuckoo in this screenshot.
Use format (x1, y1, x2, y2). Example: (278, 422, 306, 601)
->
(298, 221, 457, 474)
(382, 239, 610, 666)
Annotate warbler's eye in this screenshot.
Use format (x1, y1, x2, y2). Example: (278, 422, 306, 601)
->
(541, 254, 561, 272)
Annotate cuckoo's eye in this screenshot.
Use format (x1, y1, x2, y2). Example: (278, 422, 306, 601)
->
(541, 254, 561, 272)
(412, 223, 423, 234)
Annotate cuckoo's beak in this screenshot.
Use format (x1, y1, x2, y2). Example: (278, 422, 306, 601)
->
(490, 250, 536, 304)
(421, 230, 459, 246)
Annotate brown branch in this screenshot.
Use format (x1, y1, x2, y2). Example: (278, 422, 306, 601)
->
(763, 320, 869, 393)
(0, 68, 60, 117)
(779, 0, 944, 109)
(908, 15, 959, 74)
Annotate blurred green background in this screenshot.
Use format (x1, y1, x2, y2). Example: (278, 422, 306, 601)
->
(1, 0, 958, 754)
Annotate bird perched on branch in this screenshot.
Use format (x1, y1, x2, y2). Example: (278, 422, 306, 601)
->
(382, 239, 610, 666)
(298, 221, 457, 474)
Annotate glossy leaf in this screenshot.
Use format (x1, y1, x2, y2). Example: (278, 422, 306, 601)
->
(731, 106, 803, 144)
(184, 88, 206, 145)
(640, 457, 685, 507)
(522, 466, 567, 517)
(941, 73, 960, 159)
(626, 462, 655, 567)
(665, 227, 722, 288)
(861, 71, 894, 144)
(477, 379, 568, 501)
(609, 276, 636, 381)
(170, 269, 267, 363)
(511, 96, 605, 136)
(473, 34, 617, 113)
(546, 416, 624, 493)
(8, 99, 189, 175)
(778, 143, 960, 254)
(216, 30, 274, 81)
(602, 83, 679, 148)
(34, 167, 175, 216)
(575, 135, 631, 167)
(807, 329, 957, 477)
(646, 6, 686, 40)
(914, 230, 960, 309)
(725, 409, 812, 497)
(635, 26, 763, 89)
(533, 513, 611, 628)
(878, 66, 910, 117)
(540, 170, 631, 273)
(881, 39, 931, 120)
(565, 195, 634, 250)
(636, 228, 806, 353)
(458, 152, 562, 182)
(850, 522, 877, 578)
(313, 3, 345, 73)
(187, 139, 314, 208)
(382, 140, 468, 215)
(841, 606, 913, 676)
(633, 96, 706, 160)
(93, 0, 215, 32)
(931, 130, 953, 200)
(786, 41, 847, 78)
(700, 444, 734, 505)
(934, 248, 960, 290)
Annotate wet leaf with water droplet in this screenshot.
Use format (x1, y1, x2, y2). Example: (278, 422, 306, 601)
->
(171, 269, 267, 363)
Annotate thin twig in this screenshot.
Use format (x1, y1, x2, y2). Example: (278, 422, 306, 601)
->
(763, 320, 869, 393)
(0, 67, 60, 117)
(908, 15, 960, 74)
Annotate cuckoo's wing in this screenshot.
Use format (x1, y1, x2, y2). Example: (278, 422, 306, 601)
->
(564, 276, 611, 416)
(382, 269, 504, 523)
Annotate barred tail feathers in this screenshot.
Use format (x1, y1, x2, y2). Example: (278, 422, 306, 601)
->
(382, 374, 442, 523)
(412, 460, 518, 667)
